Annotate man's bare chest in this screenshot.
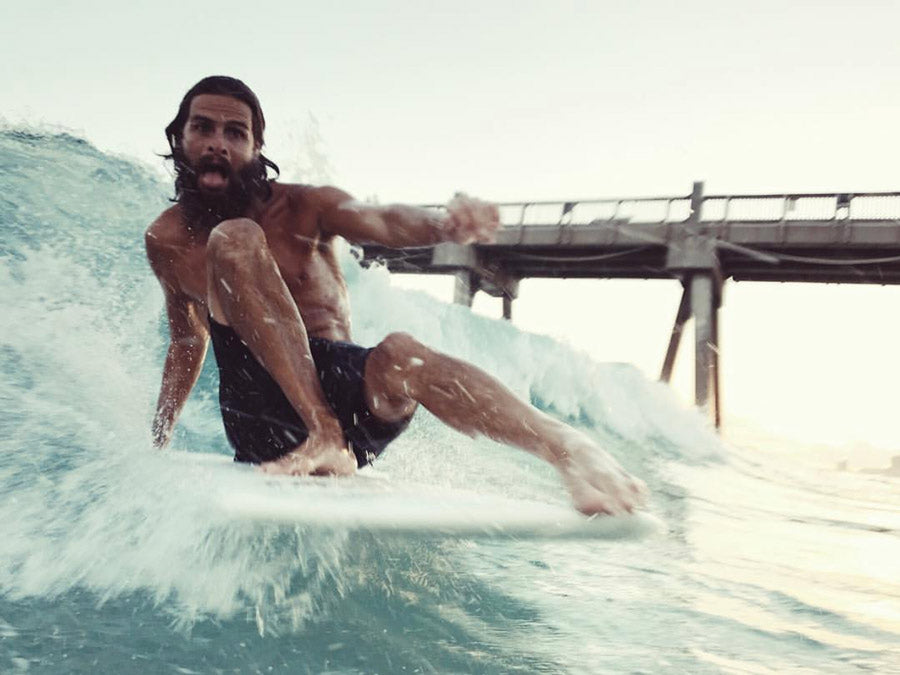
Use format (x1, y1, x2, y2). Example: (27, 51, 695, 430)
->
(174, 223, 324, 302)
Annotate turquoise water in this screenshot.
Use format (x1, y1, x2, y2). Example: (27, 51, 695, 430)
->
(1, 128, 899, 673)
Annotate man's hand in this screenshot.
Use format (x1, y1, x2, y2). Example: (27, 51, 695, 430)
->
(443, 193, 501, 245)
(260, 426, 357, 477)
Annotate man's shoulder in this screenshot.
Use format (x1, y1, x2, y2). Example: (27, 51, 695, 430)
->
(273, 182, 354, 213)
(272, 182, 314, 208)
(145, 205, 185, 250)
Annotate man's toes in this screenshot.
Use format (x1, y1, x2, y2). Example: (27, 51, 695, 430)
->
(309, 452, 356, 477)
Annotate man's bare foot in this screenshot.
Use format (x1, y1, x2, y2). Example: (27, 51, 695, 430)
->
(260, 433, 357, 477)
(555, 430, 648, 516)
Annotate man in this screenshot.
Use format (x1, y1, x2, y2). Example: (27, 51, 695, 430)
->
(146, 76, 646, 516)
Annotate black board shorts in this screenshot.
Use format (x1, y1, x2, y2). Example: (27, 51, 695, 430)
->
(207, 317, 411, 467)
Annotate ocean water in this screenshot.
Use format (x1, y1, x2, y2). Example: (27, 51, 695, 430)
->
(1, 128, 899, 674)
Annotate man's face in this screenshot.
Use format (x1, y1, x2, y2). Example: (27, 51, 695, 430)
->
(180, 94, 257, 195)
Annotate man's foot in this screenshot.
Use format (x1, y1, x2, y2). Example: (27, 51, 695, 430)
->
(555, 429, 648, 516)
(260, 439, 357, 477)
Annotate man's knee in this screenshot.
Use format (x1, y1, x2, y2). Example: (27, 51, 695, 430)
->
(207, 218, 266, 264)
(367, 332, 432, 390)
(372, 332, 429, 369)
(366, 332, 426, 419)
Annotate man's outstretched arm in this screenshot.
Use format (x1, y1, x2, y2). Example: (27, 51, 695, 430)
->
(314, 186, 501, 248)
(146, 231, 209, 449)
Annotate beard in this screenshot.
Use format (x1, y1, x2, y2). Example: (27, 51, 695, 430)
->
(175, 154, 270, 231)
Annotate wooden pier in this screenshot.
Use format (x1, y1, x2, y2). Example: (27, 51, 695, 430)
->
(360, 182, 900, 426)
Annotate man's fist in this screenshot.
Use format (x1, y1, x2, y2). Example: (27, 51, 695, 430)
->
(444, 193, 500, 244)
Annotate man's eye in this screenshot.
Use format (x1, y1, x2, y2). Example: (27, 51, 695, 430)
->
(226, 128, 246, 138)
(191, 122, 211, 132)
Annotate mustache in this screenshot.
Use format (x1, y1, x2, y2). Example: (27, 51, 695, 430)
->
(193, 155, 233, 178)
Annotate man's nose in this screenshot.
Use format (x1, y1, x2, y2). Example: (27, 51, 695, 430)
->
(206, 131, 228, 156)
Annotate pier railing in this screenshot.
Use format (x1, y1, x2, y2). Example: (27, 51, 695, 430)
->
(420, 190, 900, 227)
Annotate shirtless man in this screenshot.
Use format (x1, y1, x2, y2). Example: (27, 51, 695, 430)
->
(146, 76, 646, 516)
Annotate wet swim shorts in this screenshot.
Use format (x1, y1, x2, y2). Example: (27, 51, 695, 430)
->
(207, 317, 411, 467)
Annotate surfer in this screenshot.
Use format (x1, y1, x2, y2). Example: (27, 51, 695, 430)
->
(146, 75, 646, 516)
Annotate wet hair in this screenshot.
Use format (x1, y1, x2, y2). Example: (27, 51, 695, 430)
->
(163, 76, 279, 202)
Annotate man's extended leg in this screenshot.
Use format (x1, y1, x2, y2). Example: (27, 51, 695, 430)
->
(205, 218, 355, 475)
(364, 332, 646, 516)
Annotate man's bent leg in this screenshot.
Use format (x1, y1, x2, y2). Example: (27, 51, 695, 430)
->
(364, 332, 646, 516)
(206, 218, 355, 476)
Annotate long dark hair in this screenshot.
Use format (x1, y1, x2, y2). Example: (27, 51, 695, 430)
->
(163, 76, 280, 201)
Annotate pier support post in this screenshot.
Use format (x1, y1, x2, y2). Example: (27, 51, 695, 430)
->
(711, 294, 721, 429)
(660, 285, 690, 383)
(497, 277, 519, 322)
(478, 271, 519, 322)
(432, 242, 517, 319)
(690, 273, 718, 417)
(453, 271, 476, 307)
(658, 275, 721, 427)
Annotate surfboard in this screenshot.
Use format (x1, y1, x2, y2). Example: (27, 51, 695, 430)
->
(175, 451, 663, 540)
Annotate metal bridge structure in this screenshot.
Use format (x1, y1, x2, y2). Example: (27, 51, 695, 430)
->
(360, 182, 900, 427)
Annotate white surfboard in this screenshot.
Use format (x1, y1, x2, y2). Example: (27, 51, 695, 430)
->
(176, 451, 663, 540)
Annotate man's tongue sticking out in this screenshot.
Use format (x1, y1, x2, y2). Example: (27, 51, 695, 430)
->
(199, 170, 228, 190)
(196, 156, 231, 191)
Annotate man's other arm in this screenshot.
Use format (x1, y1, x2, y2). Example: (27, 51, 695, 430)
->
(145, 229, 209, 449)
(314, 186, 501, 248)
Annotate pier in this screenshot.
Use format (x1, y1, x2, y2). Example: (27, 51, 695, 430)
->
(360, 182, 900, 426)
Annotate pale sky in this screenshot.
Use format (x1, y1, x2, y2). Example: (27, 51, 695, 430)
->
(5, 0, 900, 451)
